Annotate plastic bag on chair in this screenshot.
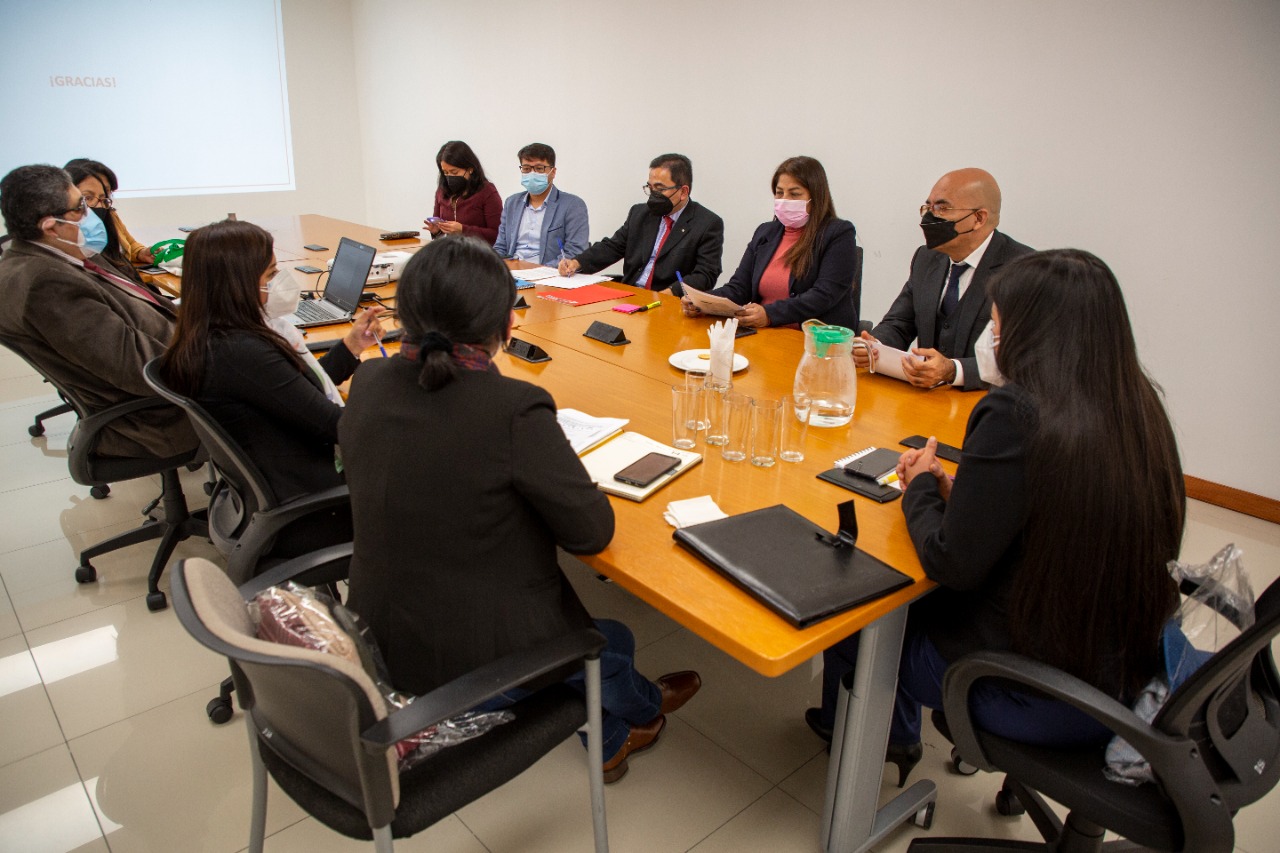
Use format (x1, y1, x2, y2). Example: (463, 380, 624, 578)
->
(252, 583, 513, 771)
(1104, 543, 1255, 785)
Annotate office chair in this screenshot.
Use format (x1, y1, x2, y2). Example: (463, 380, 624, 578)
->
(0, 335, 206, 611)
(28, 399, 75, 438)
(171, 550, 611, 853)
(143, 358, 353, 721)
(910, 573, 1280, 852)
(852, 244, 864, 332)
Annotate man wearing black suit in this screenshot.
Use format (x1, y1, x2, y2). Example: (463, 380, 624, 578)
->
(558, 153, 723, 293)
(856, 168, 1033, 390)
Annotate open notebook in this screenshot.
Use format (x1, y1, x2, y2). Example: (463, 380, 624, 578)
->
(580, 432, 701, 502)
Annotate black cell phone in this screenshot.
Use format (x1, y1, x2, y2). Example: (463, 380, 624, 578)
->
(303, 243, 328, 251)
(734, 326, 758, 339)
(614, 452, 681, 488)
(900, 434, 963, 464)
(294, 264, 324, 274)
(140, 265, 165, 275)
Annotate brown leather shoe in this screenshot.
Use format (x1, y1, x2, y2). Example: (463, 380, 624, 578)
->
(656, 670, 702, 715)
(602, 715, 666, 784)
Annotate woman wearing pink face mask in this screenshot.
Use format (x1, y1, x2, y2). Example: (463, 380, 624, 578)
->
(681, 156, 858, 329)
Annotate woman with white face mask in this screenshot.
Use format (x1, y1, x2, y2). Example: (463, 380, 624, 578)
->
(681, 156, 859, 329)
(158, 219, 383, 555)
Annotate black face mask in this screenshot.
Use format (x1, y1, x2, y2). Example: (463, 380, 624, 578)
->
(443, 174, 468, 195)
(647, 190, 675, 216)
(919, 210, 976, 250)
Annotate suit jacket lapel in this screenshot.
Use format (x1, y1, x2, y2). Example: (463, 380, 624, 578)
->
(538, 186, 560, 252)
(953, 232, 1009, 346)
(919, 251, 949, 346)
(657, 201, 697, 260)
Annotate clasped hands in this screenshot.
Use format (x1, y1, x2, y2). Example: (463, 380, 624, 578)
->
(896, 436, 952, 500)
(852, 331, 955, 388)
(422, 219, 464, 235)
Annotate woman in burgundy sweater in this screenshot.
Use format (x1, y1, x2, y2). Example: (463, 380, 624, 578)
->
(426, 140, 502, 245)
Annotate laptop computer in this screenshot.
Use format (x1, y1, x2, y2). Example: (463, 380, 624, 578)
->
(288, 237, 376, 328)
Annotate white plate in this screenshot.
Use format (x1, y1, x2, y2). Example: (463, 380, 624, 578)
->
(669, 349, 749, 373)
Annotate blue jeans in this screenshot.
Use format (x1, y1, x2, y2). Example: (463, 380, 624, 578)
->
(478, 619, 660, 761)
(820, 625, 1112, 747)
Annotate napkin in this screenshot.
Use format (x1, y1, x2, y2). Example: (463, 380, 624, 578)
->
(707, 317, 738, 387)
(664, 495, 729, 529)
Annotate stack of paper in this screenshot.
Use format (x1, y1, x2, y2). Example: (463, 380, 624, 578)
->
(557, 409, 628, 455)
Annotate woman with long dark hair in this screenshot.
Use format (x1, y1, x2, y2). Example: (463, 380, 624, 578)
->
(341, 236, 701, 783)
(682, 156, 858, 328)
(159, 220, 382, 551)
(424, 140, 502, 245)
(809, 249, 1184, 785)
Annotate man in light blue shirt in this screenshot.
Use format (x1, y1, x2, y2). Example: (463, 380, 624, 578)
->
(493, 143, 589, 267)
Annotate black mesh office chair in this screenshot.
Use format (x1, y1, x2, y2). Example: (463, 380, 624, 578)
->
(0, 334, 206, 611)
(910, 573, 1280, 852)
(171, 550, 610, 853)
(143, 358, 352, 721)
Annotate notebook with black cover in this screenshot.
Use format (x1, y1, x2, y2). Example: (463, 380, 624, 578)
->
(672, 502, 913, 628)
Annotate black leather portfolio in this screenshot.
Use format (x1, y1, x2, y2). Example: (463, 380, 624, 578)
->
(672, 503, 913, 628)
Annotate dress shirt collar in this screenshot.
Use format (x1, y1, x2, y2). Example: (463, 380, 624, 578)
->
(956, 230, 995, 271)
(30, 240, 88, 268)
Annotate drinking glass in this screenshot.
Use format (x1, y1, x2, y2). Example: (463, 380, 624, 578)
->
(750, 398, 782, 468)
(780, 394, 811, 462)
(720, 392, 752, 462)
(671, 384, 703, 449)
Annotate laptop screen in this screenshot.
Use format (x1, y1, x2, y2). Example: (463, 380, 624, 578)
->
(324, 238, 376, 313)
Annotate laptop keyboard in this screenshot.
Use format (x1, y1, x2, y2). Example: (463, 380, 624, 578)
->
(292, 299, 343, 325)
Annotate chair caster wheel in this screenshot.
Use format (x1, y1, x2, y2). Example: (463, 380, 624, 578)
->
(995, 789, 1025, 816)
(207, 697, 234, 724)
(28, 424, 45, 437)
(146, 591, 167, 612)
(912, 801, 935, 829)
(951, 747, 979, 776)
(90, 485, 110, 499)
(75, 564, 97, 584)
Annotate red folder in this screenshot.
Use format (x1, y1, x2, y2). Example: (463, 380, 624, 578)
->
(536, 284, 632, 306)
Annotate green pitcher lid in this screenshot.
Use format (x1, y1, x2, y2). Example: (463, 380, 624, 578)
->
(803, 320, 853, 356)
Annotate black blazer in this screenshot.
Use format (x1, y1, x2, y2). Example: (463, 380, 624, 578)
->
(872, 230, 1033, 390)
(341, 358, 614, 696)
(573, 200, 724, 292)
(710, 218, 859, 328)
(901, 385, 1029, 663)
(198, 331, 358, 502)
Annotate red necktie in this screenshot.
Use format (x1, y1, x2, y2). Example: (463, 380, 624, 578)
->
(83, 260, 163, 307)
(646, 215, 675, 290)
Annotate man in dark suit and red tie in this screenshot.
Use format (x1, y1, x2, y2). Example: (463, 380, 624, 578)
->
(558, 153, 724, 293)
(856, 168, 1033, 391)
(0, 164, 196, 458)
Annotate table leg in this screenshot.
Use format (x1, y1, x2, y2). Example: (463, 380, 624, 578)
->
(820, 607, 937, 852)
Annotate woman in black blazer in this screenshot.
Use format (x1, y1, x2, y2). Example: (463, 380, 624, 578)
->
(159, 219, 382, 553)
(682, 156, 859, 329)
(340, 237, 700, 783)
(809, 250, 1184, 787)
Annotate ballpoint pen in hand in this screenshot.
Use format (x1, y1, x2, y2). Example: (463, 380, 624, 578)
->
(675, 270, 687, 296)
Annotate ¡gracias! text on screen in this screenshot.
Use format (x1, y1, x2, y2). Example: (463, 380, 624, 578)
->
(49, 76, 117, 88)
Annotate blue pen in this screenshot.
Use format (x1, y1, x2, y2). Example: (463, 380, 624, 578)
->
(558, 238, 571, 276)
(676, 271, 686, 291)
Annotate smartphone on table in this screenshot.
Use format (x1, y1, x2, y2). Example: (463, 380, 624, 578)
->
(614, 452, 681, 488)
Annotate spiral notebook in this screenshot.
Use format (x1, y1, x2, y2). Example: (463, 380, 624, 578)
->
(817, 446, 903, 503)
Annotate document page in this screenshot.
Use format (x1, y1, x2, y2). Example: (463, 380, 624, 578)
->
(682, 287, 741, 317)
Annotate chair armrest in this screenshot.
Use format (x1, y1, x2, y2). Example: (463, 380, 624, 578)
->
(72, 396, 173, 446)
(360, 628, 607, 749)
(943, 651, 1184, 773)
(226, 485, 352, 584)
(237, 542, 353, 598)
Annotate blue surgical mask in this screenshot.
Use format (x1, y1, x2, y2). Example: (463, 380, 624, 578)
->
(521, 172, 550, 195)
(54, 210, 109, 258)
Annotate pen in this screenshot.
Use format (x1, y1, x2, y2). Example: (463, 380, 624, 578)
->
(558, 238, 573, 277)
(676, 271, 686, 289)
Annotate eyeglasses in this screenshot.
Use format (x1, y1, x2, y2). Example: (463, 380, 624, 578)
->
(62, 197, 89, 217)
(642, 183, 682, 196)
(519, 164, 552, 174)
(920, 203, 978, 217)
(81, 192, 114, 210)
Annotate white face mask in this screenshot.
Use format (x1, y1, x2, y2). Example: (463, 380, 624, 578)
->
(262, 267, 302, 319)
(974, 319, 1004, 387)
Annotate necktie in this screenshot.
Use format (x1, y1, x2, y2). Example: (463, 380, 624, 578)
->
(941, 262, 969, 318)
(645, 215, 675, 290)
(84, 260, 163, 307)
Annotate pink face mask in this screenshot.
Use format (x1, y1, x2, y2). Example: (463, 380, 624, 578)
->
(774, 198, 810, 229)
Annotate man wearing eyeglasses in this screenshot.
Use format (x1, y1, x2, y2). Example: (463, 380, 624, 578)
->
(493, 143, 590, 268)
(855, 168, 1033, 390)
(558, 153, 723, 293)
(0, 164, 195, 458)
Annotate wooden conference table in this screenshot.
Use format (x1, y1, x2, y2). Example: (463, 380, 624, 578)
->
(141, 215, 980, 852)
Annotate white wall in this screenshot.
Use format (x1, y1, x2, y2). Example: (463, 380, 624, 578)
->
(347, 0, 1280, 500)
(118, 0, 367, 229)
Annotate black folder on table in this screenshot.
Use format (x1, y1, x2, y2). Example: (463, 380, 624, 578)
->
(672, 503, 913, 628)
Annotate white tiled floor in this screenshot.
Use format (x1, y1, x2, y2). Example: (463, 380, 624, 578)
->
(0, 344, 1278, 852)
